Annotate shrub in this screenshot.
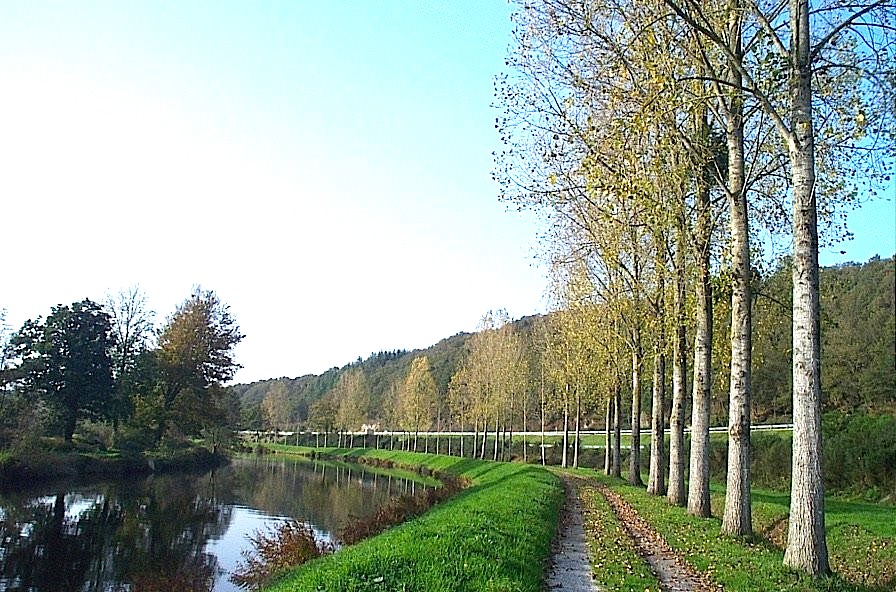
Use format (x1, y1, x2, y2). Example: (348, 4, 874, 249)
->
(76, 420, 114, 450)
(231, 520, 334, 590)
(114, 426, 156, 455)
(824, 411, 896, 501)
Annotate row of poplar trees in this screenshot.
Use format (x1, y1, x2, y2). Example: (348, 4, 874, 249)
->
(493, 0, 894, 578)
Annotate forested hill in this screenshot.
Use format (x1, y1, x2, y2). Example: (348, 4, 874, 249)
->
(232, 257, 894, 430)
(231, 330, 477, 430)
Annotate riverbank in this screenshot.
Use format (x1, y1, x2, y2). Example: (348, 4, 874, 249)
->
(260, 447, 563, 592)
(0, 445, 228, 489)
(256, 448, 894, 592)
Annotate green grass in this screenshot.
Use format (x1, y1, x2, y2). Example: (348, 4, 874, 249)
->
(596, 471, 895, 592)
(564, 471, 662, 592)
(262, 447, 563, 592)
(741, 486, 896, 589)
(265, 445, 442, 487)
(253, 445, 892, 591)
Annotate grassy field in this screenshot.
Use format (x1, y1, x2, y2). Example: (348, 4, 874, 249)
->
(262, 447, 563, 592)
(591, 471, 896, 592)
(254, 446, 892, 591)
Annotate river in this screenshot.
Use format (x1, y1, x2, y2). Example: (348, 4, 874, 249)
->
(0, 455, 433, 591)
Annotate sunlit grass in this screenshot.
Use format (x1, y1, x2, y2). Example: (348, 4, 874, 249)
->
(599, 471, 895, 592)
(262, 447, 562, 592)
(572, 475, 662, 591)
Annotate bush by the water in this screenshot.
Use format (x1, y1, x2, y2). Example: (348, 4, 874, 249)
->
(231, 520, 334, 590)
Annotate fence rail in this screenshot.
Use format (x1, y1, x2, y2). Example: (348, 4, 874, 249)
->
(238, 423, 794, 440)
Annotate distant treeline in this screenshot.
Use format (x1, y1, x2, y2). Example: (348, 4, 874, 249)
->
(233, 256, 895, 432)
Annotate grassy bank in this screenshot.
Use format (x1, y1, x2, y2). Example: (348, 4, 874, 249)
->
(261, 447, 562, 592)
(589, 469, 895, 591)
(0, 444, 227, 488)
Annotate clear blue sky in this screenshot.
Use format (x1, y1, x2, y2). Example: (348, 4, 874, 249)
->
(1, 2, 892, 383)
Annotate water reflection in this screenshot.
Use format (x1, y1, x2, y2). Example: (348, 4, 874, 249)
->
(0, 456, 430, 592)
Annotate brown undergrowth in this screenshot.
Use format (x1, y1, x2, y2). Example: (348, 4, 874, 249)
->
(231, 521, 335, 590)
(339, 474, 465, 544)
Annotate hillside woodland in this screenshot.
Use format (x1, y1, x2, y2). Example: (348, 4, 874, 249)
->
(235, 256, 894, 433)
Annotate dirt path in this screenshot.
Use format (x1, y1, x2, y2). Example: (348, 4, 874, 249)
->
(546, 473, 722, 592)
(597, 483, 722, 592)
(544, 477, 602, 591)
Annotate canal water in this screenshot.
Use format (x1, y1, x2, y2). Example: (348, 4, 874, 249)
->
(0, 455, 433, 591)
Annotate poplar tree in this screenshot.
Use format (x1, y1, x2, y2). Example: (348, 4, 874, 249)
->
(663, 0, 894, 573)
(399, 356, 436, 452)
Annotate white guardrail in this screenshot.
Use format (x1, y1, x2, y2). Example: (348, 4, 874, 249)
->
(239, 423, 794, 440)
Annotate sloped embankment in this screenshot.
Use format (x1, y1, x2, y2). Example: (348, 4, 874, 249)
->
(263, 448, 563, 592)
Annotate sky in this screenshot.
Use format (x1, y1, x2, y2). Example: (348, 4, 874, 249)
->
(1, 1, 893, 384)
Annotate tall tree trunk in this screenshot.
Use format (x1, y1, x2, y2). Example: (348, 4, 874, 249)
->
(472, 418, 478, 459)
(722, 7, 752, 536)
(648, 242, 667, 497)
(573, 390, 581, 469)
(668, 281, 688, 505)
(688, 116, 714, 517)
(509, 398, 515, 462)
(493, 414, 500, 462)
(784, 0, 829, 574)
(522, 392, 528, 463)
(604, 396, 613, 475)
(612, 377, 622, 478)
(541, 371, 547, 466)
(480, 419, 488, 460)
(648, 342, 666, 496)
(436, 407, 441, 455)
(668, 223, 688, 505)
(630, 332, 644, 486)
(562, 392, 570, 468)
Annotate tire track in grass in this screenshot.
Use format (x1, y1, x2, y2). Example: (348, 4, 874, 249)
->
(545, 476, 602, 591)
(567, 474, 661, 592)
(597, 482, 722, 592)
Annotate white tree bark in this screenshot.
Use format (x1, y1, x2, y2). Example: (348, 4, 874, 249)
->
(613, 378, 622, 478)
(688, 180, 714, 517)
(783, 0, 829, 574)
(573, 390, 581, 468)
(562, 393, 570, 468)
(721, 4, 752, 537)
(630, 334, 644, 486)
(605, 395, 613, 475)
(668, 233, 688, 506)
(648, 345, 667, 495)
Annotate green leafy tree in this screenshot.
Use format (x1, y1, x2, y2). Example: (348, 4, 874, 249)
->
(262, 381, 293, 431)
(10, 299, 115, 442)
(333, 367, 371, 446)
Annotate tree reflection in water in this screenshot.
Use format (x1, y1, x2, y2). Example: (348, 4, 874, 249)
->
(0, 456, 430, 591)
